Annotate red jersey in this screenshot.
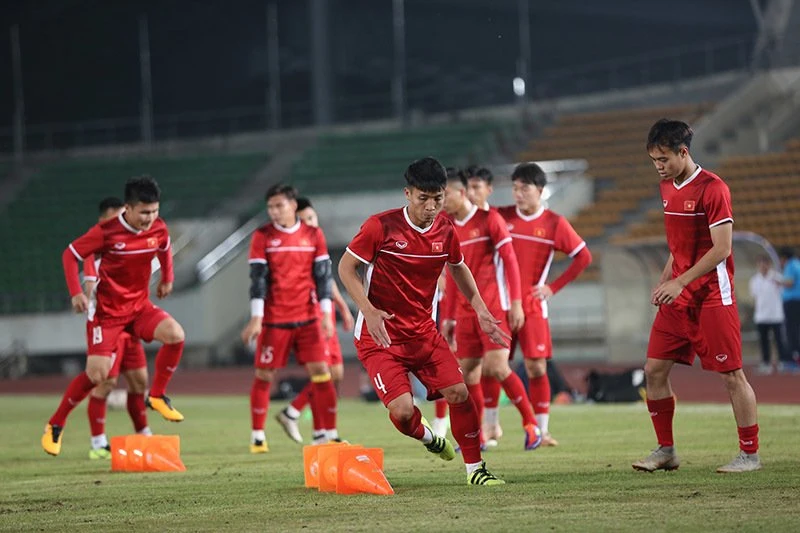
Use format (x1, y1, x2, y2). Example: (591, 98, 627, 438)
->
(497, 206, 585, 317)
(660, 166, 735, 308)
(248, 220, 330, 324)
(346, 207, 463, 344)
(447, 206, 514, 318)
(67, 212, 172, 321)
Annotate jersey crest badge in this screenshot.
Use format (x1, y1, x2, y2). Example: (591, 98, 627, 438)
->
(684, 200, 696, 211)
(147, 237, 158, 248)
(663, 200, 668, 207)
(270, 239, 281, 247)
(432, 242, 443, 253)
(534, 228, 546, 238)
(113, 242, 126, 250)
(395, 241, 408, 249)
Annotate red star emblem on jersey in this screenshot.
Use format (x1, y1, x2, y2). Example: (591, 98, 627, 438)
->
(469, 229, 480, 238)
(147, 237, 158, 248)
(684, 200, 696, 211)
(431, 242, 443, 253)
(534, 228, 546, 237)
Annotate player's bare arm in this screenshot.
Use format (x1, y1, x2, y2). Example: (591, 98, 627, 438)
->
(156, 281, 173, 299)
(331, 281, 355, 331)
(447, 261, 510, 348)
(338, 251, 394, 348)
(241, 261, 268, 345)
(653, 223, 732, 305)
(651, 253, 674, 305)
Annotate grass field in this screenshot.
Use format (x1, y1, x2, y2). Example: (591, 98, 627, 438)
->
(1, 396, 799, 532)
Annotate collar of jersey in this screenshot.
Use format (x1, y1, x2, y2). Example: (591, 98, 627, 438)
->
(453, 204, 479, 227)
(516, 205, 545, 222)
(673, 165, 702, 190)
(273, 219, 301, 234)
(118, 211, 142, 234)
(403, 206, 434, 234)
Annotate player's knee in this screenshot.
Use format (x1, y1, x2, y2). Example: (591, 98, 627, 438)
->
(719, 369, 746, 391)
(254, 368, 274, 382)
(644, 360, 669, 384)
(92, 379, 115, 398)
(126, 370, 148, 393)
(86, 368, 109, 385)
(388, 402, 415, 423)
(161, 322, 185, 344)
(443, 384, 468, 404)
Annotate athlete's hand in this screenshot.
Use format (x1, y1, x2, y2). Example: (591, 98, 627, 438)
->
(441, 319, 457, 352)
(321, 311, 335, 339)
(477, 309, 511, 348)
(652, 279, 685, 306)
(507, 300, 525, 333)
(157, 281, 173, 299)
(71, 293, 89, 314)
(241, 317, 262, 348)
(364, 306, 394, 348)
(83, 280, 96, 299)
(533, 284, 554, 301)
(340, 306, 355, 331)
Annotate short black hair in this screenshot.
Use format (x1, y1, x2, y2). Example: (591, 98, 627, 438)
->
(124, 176, 160, 205)
(405, 157, 447, 193)
(265, 183, 297, 202)
(446, 167, 467, 187)
(779, 246, 795, 260)
(467, 165, 493, 185)
(98, 196, 124, 214)
(511, 162, 547, 188)
(296, 197, 313, 211)
(647, 119, 693, 153)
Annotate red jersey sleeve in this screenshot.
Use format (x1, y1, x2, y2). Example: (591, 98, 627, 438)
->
(315, 227, 331, 261)
(156, 224, 174, 283)
(83, 258, 98, 281)
(447, 227, 463, 265)
(704, 179, 734, 228)
(488, 211, 521, 301)
(554, 216, 586, 257)
(248, 229, 267, 265)
(69, 224, 105, 261)
(346, 216, 383, 264)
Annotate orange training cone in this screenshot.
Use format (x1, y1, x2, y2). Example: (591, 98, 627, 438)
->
(111, 435, 185, 472)
(336, 447, 393, 496)
(303, 441, 350, 489)
(318, 443, 359, 493)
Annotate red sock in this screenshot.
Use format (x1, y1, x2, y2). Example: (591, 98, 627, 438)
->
(646, 396, 675, 447)
(466, 383, 484, 426)
(449, 399, 482, 464)
(250, 378, 271, 431)
(434, 397, 448, 418)
(291, 382, 312, 412)
(311, 379, 337, 431)
(737, 424, 759, 454)
(481, 376, 501, 409)
(49, 372, 95, 427)
(389, 404, 425, 439)
(501, 373, 536, 427)
(528, 375, 551, 415)
(127, 392, 148, 432)
(87, 395, 107, 437)
(149, 341, 184, 397)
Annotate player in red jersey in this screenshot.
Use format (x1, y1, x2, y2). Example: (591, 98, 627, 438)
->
(632, 120, 760, 473)
(82, 197, 151, 459)
(440, 171, 542, 450)
(42, 177, 186, 456)
(241, 184, 339, 453)
(497, 163, 592, 447)
(338, 157, 506, 486)
(464, 165, 505, 443)
(275, 197, 355, 443)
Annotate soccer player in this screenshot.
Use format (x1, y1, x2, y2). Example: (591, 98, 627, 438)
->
(440, 171, 542, 450)
(42, 177, 186, 456)
(275, 197, 354, 443)
(464, 165, 505, 443)
(338, 156, 506, 486)
(83, 197, 151, 459)
(497, 163, 592, 447)
(241, 185, 338, 453)
(633, 119, 761, 473)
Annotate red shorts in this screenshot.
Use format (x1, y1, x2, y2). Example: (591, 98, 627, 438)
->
(326, 333, 343, 366)
(85, 303, 170, 358)
(356, 333, 464, 407)
(454, 313, 511, 359)
(647, 304, 742, 372)
(515, 314, 552, 360)
(255, 321, 327, 370)
(108, 333, 147, 378)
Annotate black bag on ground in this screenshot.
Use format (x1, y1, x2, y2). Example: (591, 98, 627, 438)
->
(586, 368, 645, 402)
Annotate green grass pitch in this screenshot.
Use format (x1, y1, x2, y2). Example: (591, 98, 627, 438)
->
(1, 396, 798, 532)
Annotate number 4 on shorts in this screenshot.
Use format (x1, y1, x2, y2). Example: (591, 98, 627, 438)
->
(374, 373, 387, 395)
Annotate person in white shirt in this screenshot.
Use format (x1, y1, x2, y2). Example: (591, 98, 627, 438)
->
(749, 256, 789, 374)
